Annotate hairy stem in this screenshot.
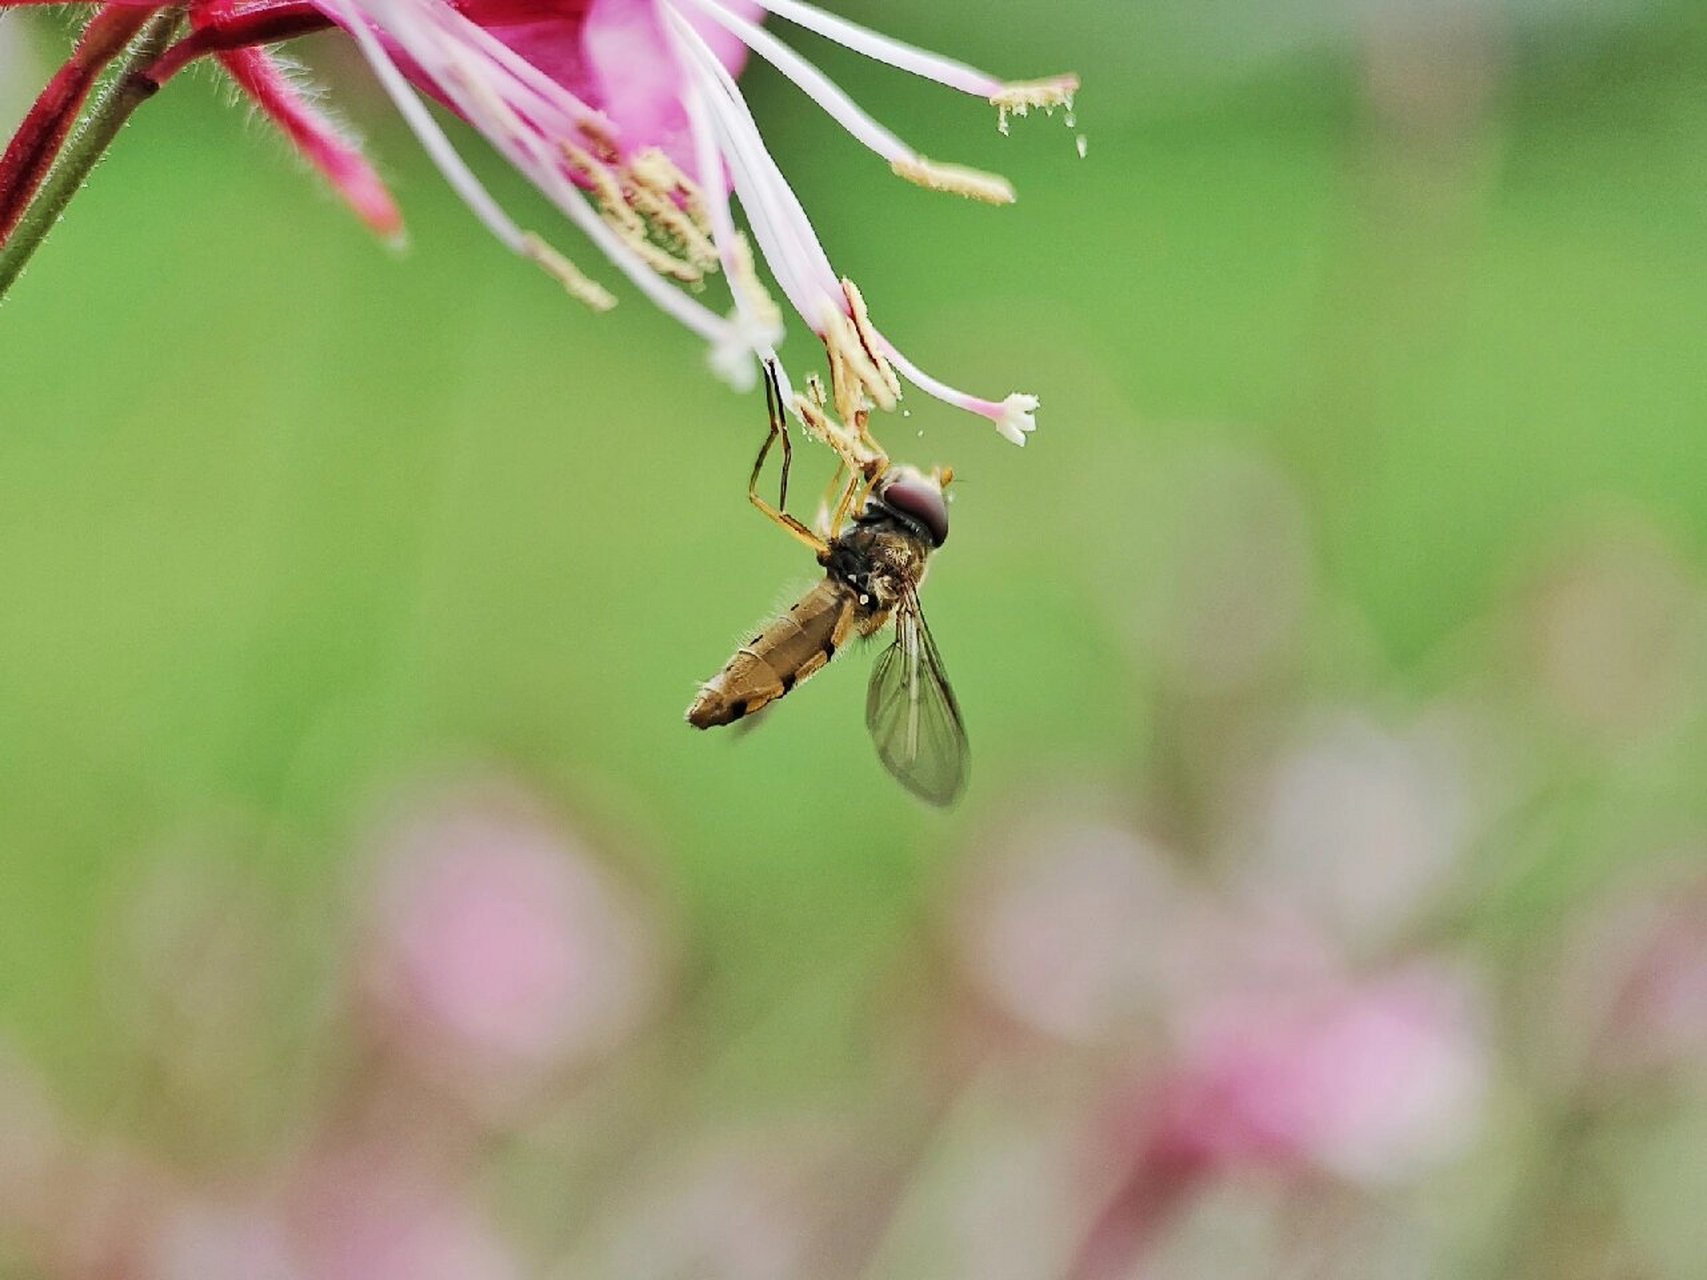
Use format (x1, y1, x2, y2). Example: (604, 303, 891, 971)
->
(0, 7, 186, 304)
(0, 4, 153, 243)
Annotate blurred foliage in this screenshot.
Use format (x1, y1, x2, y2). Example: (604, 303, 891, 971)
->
(3, 0, 1707, 1150)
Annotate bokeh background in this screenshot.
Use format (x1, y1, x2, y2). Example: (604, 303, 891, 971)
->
(5, 0, 1707, 1275)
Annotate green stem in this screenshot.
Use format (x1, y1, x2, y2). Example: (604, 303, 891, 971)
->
(0, 8, 185, 304)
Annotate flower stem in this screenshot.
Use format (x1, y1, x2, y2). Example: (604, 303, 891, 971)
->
(0, 7, 186, 304)
(0, 5, 154, 244)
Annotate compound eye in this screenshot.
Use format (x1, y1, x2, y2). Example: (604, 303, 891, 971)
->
(881, 476, 949, 547)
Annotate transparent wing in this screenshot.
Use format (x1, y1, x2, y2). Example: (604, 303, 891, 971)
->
(865, 588, 968, 806)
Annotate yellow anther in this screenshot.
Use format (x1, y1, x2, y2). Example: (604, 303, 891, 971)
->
(519, 233, 616, 311)
(890, 156, 1015, 205)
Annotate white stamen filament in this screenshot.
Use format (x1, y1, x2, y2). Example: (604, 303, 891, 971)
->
(671, 22, 819, 327)
(734, 0, 1004, 97)
(330, 0, 1066, 435)
(679, 0, 904, 164)
(881, 339, 1038, 446)
(688, 87, 820, 322)
(356, 0, 739, 343)
(667, 7, 841, 305)
(666, 7, 842, 320)
(681, 89, 742, 287)
(672, 5, 1034, 436)
(683, 84, 782, 388)
(324, 0, 529, 257)
(678, 0, 1013, 204)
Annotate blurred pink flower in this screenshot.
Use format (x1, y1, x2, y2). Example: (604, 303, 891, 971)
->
(360, 786, 662, 1091)
(1550, 867, 1707, 1086)
(1235, 707, 1477, 952)
(950, 819, 1202, 1044)
(281, 1141, 519, 1280)
(948, 811, 1347, 1048)
(4, 0, 1076, 437)
(1074, 966, 1486, 1278)
(1, 1131, 178, 1280)
(1151, 963, 1488, 1182)
(147, 1198, 301, 1280)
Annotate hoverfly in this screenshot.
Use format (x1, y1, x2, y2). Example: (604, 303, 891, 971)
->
(686, 362, 968, 807)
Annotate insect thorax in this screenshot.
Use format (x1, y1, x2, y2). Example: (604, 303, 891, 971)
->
(823, 515, 932, 621)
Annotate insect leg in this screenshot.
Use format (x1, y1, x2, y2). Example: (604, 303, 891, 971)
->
(775, 385, 795, 514)
(750, 361, 827, 554)
(828, 469, 859, 538)
(815, 459, 847, 537)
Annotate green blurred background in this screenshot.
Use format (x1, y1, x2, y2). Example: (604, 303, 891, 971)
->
(4, 0, 1707, 1147)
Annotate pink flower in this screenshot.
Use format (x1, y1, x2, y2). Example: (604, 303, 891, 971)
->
(5, 0, 1077, 442)
(281, 1141, 520, 1280)
(358, 785, 662, 1092)
(1235, 707, 1478, 951)
(1549, 866, 1707, 1086)
(148, 1198, 302, 1280)
(318, 0, 1076, 439)
(1072, 965, 1487, 1279)
(949, 818, 1206, 1044)
(1149, 964, 1487, 1183)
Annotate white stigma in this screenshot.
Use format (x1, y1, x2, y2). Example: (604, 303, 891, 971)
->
(995, 393, 1040, 446)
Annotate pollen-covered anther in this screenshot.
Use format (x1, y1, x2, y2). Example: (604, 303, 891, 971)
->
(560, 140, 642, 234)
(804, 373, 829, 412)
(622, 167, 718, 273)
(820, 306, 895, 426)
(990, 74, 1080, 134)
(726, 232, 782, 333)
(890, 155, 1015, 205)
(573, 117, 623, 166)
(817, 284, 903, 428)
(519, 232, 617, 311)
(561, 140, 708, 283)
(628, 149, 713, 233)
(840, 279, 901, 403)
(612, 217, 705, 282)
(792, 391, 851, 466)
(822, 324, 862, 424)
(791, 387, 877, 477)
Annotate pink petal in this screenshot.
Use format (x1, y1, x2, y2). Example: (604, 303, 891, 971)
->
(436, 0, 760, 172)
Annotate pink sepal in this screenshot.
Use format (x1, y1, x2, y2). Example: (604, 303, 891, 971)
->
(216, 45, 404, 241)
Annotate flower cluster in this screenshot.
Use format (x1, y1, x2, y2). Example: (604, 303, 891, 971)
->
(1, 0, 1076, 444)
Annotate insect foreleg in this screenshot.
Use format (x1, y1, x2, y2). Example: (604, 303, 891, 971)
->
(749, 362, 827, 554)
(815, 460, 847, 537)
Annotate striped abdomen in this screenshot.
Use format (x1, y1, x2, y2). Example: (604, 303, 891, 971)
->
(686, 578, 864, 727)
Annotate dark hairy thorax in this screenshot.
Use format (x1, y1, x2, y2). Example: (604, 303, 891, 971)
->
(821, 508, 934, 634)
